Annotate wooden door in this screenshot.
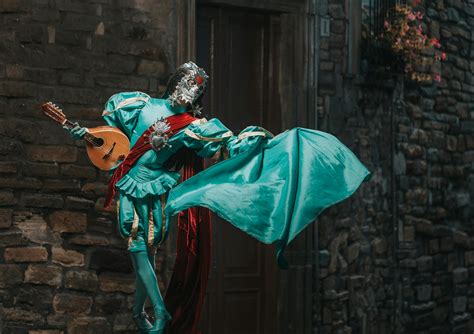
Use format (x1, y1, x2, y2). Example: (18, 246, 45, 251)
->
(196, 5, 282, 334)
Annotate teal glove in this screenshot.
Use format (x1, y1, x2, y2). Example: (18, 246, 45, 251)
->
(64, 122, 87, 140)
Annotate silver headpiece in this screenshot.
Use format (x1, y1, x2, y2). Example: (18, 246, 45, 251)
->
(168, 61, 209, 115)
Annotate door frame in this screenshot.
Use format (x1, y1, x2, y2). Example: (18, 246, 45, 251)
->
(175, 1, 319, 333)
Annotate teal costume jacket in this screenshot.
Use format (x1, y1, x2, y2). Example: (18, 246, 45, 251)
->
(103, 91, 234, 252)
(104, 91, 371, 266)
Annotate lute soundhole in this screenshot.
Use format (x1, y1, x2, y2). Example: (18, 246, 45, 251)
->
(90, 137, 104, 147)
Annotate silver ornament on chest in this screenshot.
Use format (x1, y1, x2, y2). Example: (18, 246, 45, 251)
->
(149, 118, 172, 151)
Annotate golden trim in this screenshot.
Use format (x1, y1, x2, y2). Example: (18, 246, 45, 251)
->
(131, 209, 139, 237)
(191, 118, 208, 125)
(102, 96, 150, 116)
(184, 129, 233, 142)
(236, 129, 274, 142)
(147, 208, 154, 248)
(127, 208, 140, 250)
(116, 199, 123, 238)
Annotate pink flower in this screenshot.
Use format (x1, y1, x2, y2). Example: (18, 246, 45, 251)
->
(407, 12, 416, 21)
(441, 52, 447, 60)
(433, 74, 441, 82)
(384, 20, 390, 29)
(415, 11, 424, 20)
(429, 38, 441, 48)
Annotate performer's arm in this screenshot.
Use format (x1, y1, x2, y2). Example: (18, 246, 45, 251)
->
(64, 91, 149, 141)
(102, 91, 150, 137)
(182, 118, 273, 159)
(180, 118, 234, 160)
(64, 122, 87, 140)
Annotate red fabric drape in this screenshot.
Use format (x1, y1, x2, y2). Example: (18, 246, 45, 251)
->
(104, 113, 197, 208)
(165, 156, 211, 334)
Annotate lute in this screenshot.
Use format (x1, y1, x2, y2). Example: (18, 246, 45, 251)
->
(41, 102, 130, 170)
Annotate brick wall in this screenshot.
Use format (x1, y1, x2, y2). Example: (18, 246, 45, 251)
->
(0, 1, 176, 333)
(316, 0, 474, 333)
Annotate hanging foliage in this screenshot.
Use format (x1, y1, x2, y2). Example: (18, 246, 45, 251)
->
(380, 0, 446, 82)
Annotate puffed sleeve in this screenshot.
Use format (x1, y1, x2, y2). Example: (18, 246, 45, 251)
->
(226, 126, 274, 157)
(181, 118, 234, 158)
(181, 119, 274, 160)
(102, 91, 150, 138)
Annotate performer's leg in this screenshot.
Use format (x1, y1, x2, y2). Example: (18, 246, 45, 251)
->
(148, 248, 156, 270)
(130, 250, 170, 333)
(133, 275, 147, 314)
(119, 192, 153, 331)
(132, 248, 156, 314)
(131, 248, 154, 332)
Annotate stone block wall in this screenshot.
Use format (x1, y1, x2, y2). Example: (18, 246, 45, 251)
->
(317, 0, 474, 333)
(0, 1, 176, 333)
(396, 1, 474, 333)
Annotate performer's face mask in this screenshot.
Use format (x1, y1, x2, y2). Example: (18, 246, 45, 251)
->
(168, 62, 209, 107)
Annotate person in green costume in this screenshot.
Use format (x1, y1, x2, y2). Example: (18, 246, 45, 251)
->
(67, 61, 371, 333)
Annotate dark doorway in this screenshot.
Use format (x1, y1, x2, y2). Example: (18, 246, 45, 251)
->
(196, 5, 282, 334)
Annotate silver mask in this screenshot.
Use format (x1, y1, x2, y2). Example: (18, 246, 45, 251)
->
(168, 62, 209, 111)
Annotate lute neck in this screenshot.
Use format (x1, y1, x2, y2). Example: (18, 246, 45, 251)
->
(63, 119, 101, 147)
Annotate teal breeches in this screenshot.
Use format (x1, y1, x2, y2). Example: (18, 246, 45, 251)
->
(119, 191, 165, 252)
(130, 250, 166, 316)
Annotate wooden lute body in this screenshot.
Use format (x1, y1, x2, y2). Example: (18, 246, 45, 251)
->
(41, 102, 130, 171)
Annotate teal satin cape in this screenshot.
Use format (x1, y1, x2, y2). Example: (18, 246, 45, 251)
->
(164, 127, 371, 268)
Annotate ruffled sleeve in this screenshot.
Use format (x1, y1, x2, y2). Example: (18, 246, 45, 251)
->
(102, 91, 150, 138)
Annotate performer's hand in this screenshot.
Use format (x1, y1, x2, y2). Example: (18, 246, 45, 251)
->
(64, 122, 87, 140)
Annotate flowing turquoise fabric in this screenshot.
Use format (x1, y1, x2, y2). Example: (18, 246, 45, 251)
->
(164, 127, 371, 268)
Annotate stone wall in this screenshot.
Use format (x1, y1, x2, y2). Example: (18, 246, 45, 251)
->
(317, 0, 474, 333)
(0, 1, 176, 333)
(397, 1, 474, 332)
(316, 2, 397, 329)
